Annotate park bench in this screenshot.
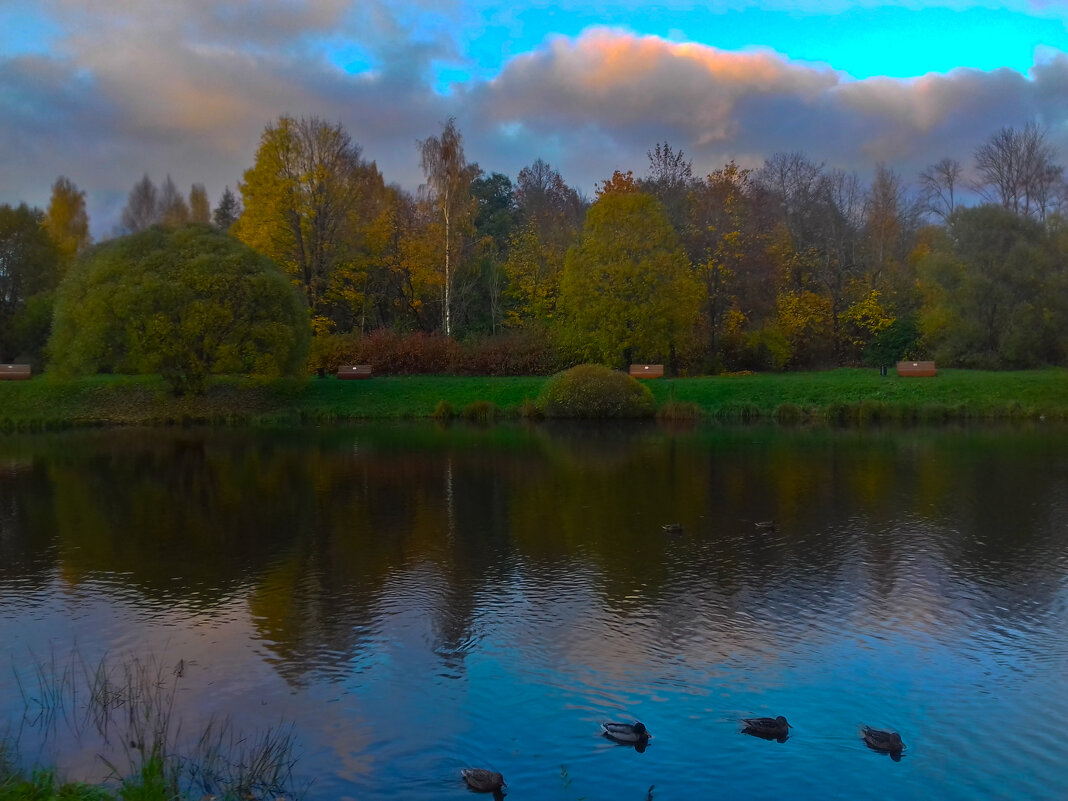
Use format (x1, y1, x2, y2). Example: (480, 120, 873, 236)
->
(338, 364, 373, 380)
(629, 364, 664, 379)
(0, 364, 30, 380)
(896, 361, 937, 377)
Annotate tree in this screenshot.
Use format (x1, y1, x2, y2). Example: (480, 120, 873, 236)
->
(189, 184, 211, 224)
(121, 174, 159, 233)
(640, 142, 696, 233)
(560, 191, 703, 368)
(235, 116, 383, 332)
(506, 159, 584, 327)
(687, 162, 756, 363)
(158, 175, 190, 227)
(919, 157, 963, 221)
(43, 176, 91, 269)
(470, 172, 517, 333)
(0, 203, 61, 362)
(49, 224, 310, 395)
(418, 118, 479, 336)
(595, 170, 638, 198)
(213, 186, 241, 230)
(973, 122, 1064, 221)
(917, 205, 1064, 367)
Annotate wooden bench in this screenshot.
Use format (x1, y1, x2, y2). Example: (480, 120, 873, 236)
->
(337, 364, 373, 380)
(629, 364, 664, 379)
(896, 361, 937, 377)
(0, 364, 30, 380)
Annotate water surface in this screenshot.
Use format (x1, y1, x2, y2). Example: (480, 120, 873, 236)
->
(1, 423, 1067, 799)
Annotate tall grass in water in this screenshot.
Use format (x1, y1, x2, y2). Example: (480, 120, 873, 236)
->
(2, 650, 301, 800)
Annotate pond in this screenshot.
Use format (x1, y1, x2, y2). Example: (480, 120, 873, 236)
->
(1, 423, 1067, 799)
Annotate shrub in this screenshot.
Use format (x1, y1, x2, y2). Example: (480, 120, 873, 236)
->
(49, 224, 309, 395)
(516, 398, 542, 420)
(656, 401, 702, 422)
(461, 400, 499, 424)
(431, 400, 455, 421)
(308, 328, 564, 376)
(538, 364, 655, 419)
(772, 402, 805, 424)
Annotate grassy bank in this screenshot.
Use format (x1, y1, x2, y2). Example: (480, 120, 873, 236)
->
(1, 368, 1066, 430)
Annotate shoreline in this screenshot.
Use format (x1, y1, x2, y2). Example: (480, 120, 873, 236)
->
(1, 368, 1066, 431)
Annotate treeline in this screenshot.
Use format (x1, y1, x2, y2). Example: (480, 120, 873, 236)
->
(2, 118, 1067, 373)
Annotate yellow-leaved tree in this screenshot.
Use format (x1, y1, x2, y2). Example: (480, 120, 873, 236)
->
(234, 115, 385, 334)
(559, 190, 703, 369)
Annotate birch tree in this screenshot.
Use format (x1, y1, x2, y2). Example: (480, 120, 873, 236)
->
(418, 118, 478, 336)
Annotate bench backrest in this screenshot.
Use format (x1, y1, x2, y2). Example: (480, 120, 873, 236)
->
(629, 364, 664, 379)
(0, 364, 31, 380)
(896, 361, 937, 377)
(338, 365, 373, 379)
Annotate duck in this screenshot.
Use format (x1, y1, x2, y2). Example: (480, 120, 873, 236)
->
(754, 520, 778, 531)
(461, 768, 506, 794)
(661, 523, 684, 534)
(862, 726, 905, 754)
(742, 715, 791, 738)
(601, 720, 650, 745)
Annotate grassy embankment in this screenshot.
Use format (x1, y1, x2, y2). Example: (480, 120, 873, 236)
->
(1, 368, 1066, 430)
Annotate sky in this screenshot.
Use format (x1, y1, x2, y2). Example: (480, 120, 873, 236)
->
(3, 0, 1068, 237)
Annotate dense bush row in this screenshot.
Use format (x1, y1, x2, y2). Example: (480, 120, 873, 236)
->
(307, 328, 570, 376)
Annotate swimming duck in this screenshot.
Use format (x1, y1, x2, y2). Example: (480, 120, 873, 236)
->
(754, 520, 778, 531)
(742, 715, 790, 738)
(862, 726, 905, 754)
(601, 721, 650, 745)
(661, 523, 684, 534)
(461, 768, 506, 794)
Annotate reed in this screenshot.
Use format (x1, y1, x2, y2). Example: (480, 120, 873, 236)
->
(1, 649, 301, 801)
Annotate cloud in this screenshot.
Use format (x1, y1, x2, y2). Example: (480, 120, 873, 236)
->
(461, 29, 1068, 189)
(3, 4, 1068, 236)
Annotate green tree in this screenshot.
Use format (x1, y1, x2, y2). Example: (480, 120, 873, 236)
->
(470, 172, 517, 333)
(0, 203, 61, 362)
(506, 159, 583, 328)
(213, 186, 241, 230)
(49, 224, 309, 394)
(917, 205, 1064, 367)
(43, 176, 91, 270)
(559, 191, 703, 368)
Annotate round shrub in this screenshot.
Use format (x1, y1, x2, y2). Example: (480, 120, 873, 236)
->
(49, 224, 309, 395)
(537, 364, 655, 419)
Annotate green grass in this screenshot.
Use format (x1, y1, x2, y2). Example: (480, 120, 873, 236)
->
(0, 368, 1066, 429)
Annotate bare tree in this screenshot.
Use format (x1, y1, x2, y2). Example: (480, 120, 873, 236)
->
(121, 174, 159, 233)
(919, 158, 963, 221)
(866, 163, 919, 275)
(973, 122, 1064, 220)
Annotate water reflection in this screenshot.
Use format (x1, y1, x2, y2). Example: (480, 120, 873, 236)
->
(1, 423, 1067, 799)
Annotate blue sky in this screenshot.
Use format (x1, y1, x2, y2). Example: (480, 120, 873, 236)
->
(3, 0, 1068, 235)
